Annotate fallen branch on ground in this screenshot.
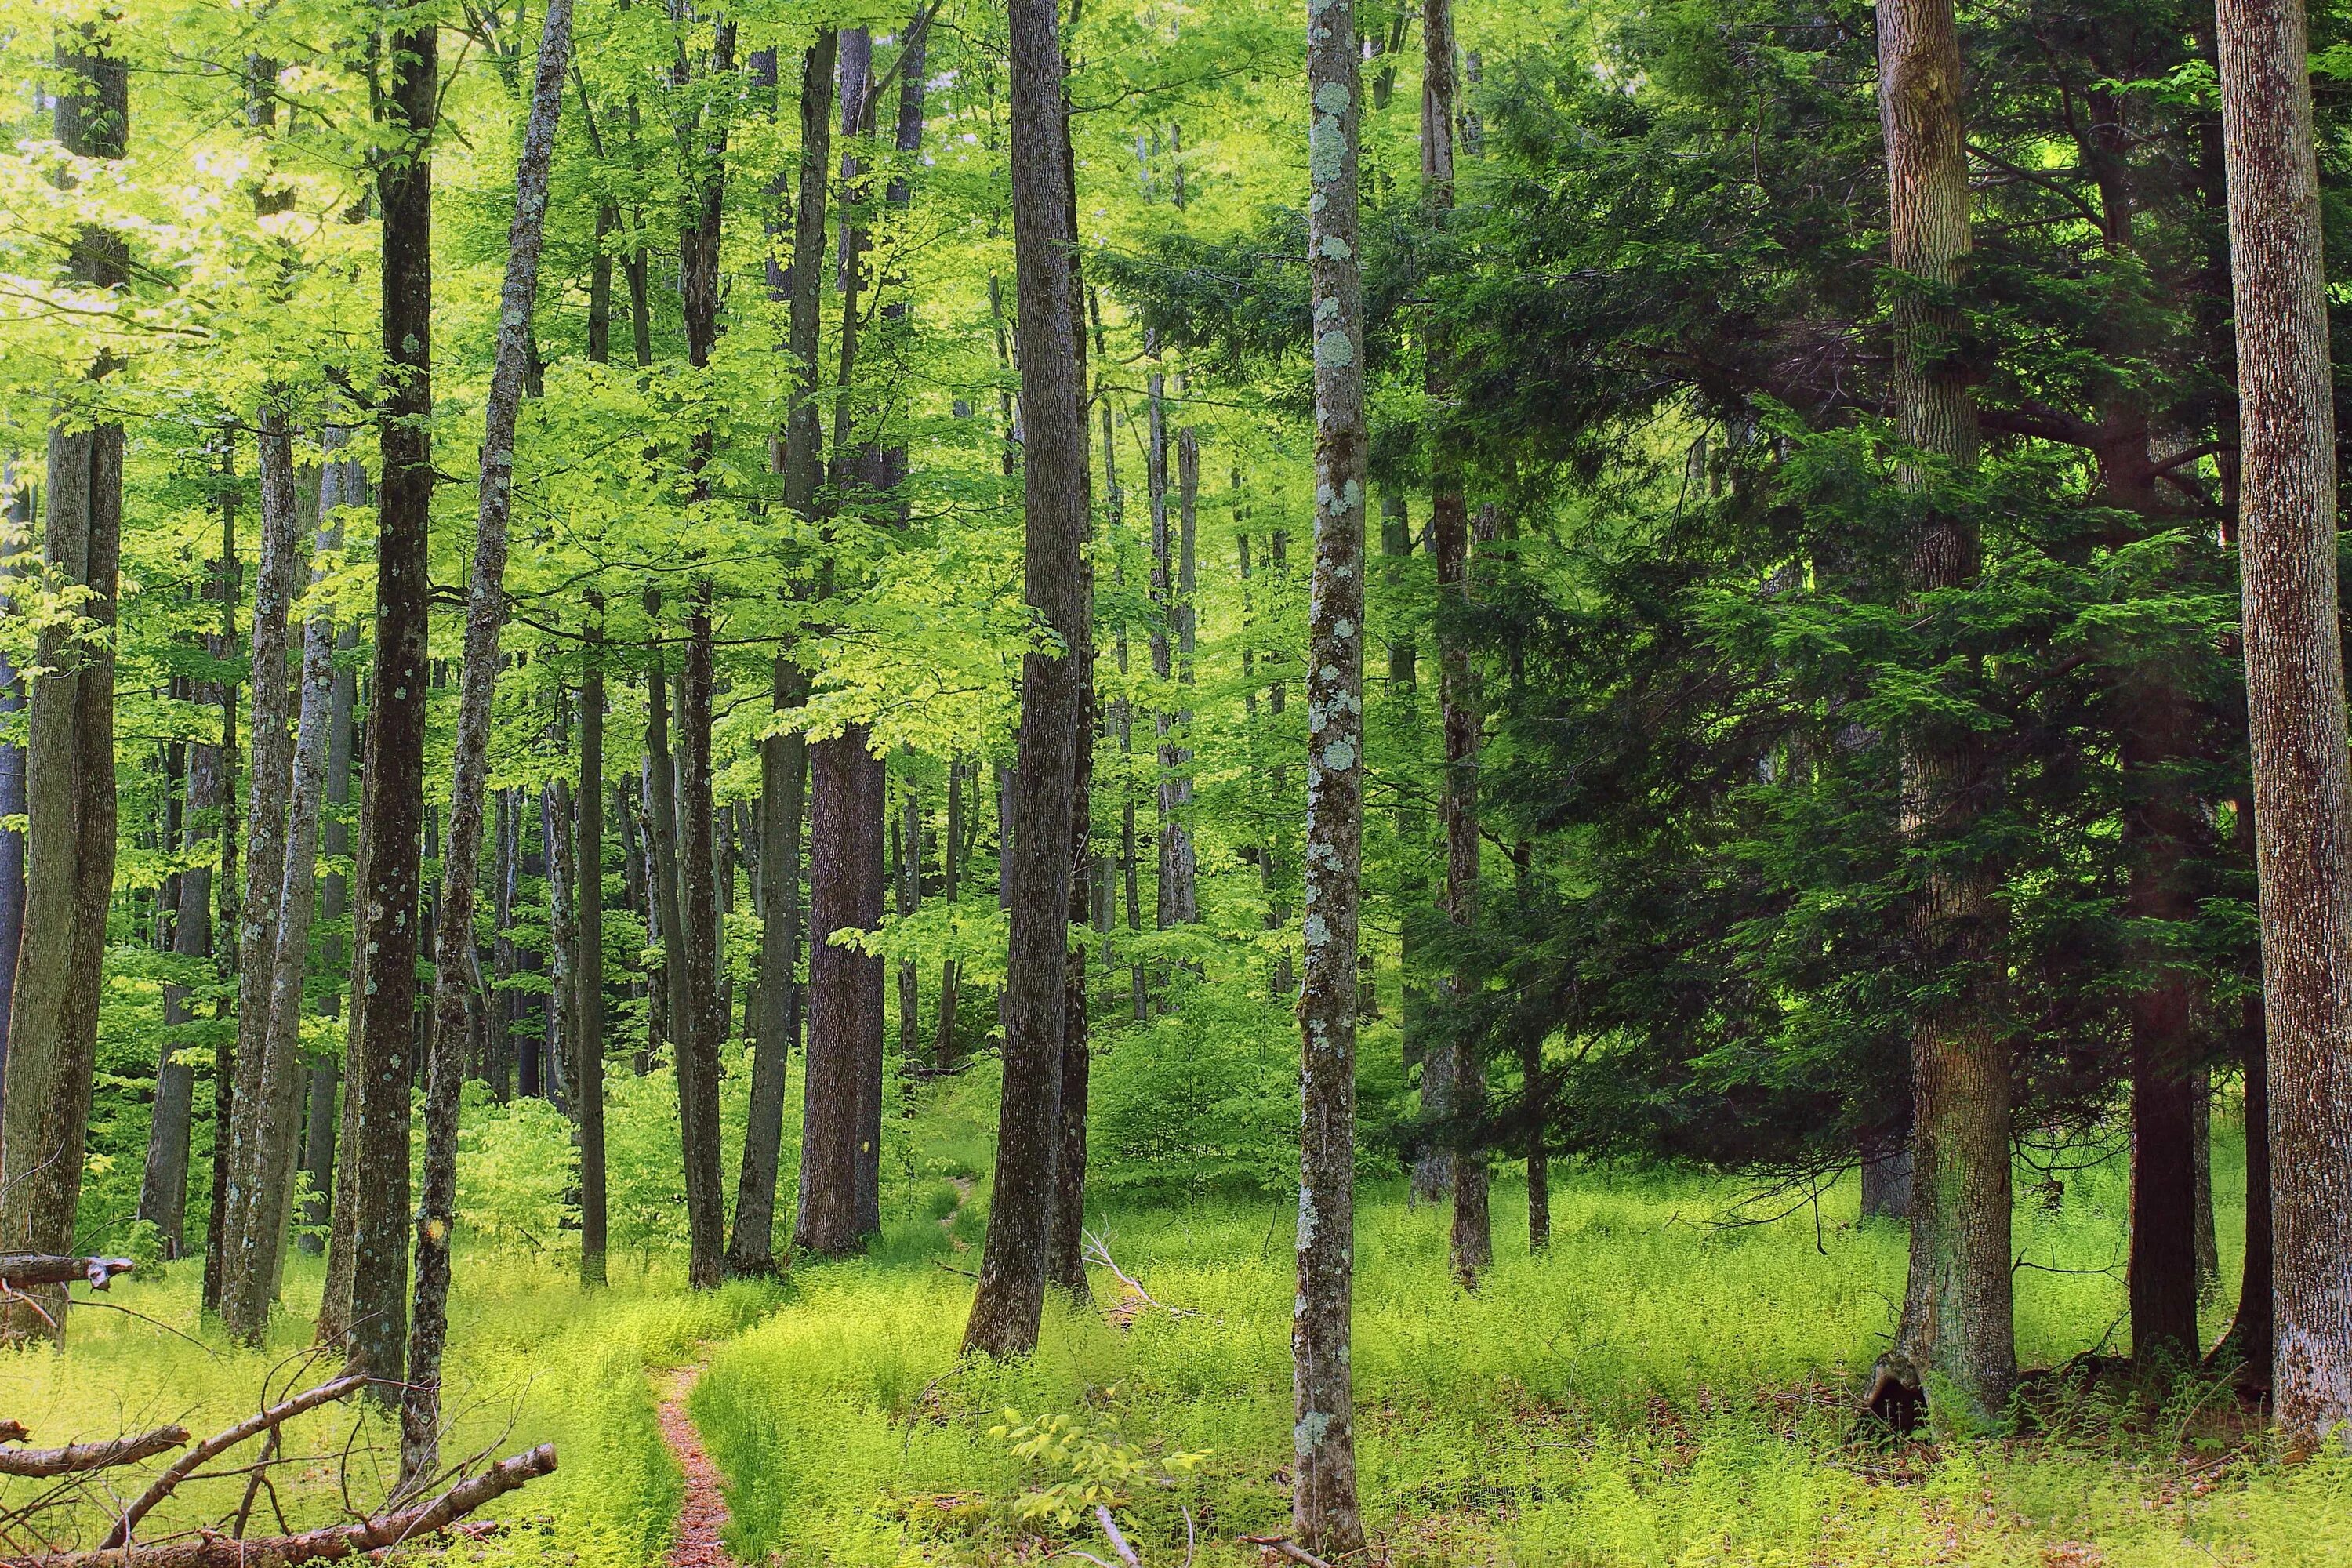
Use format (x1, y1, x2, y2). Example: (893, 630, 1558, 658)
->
(1238, 1535, 1338, 1568)
(1080, 1230, 1196, 1319)
(0, 1427, 189, 1479)
(103, 1375, 368, 1547)
(9, 1443, 557, 1568)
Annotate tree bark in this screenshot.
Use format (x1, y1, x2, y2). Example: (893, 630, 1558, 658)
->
(935, 756, 964, 1064)
(2216, 0, 2352, 1442)
(0, 26, 127, 1341)
(1879, 0, 2014, 1417)
(299, 604, 358, 1258)
(963, 0, 1086, 1358)
(1294, 0, 1368, 1544)
(401, 0, 572, 1478)
(576, 622, 608, 1287)
(216, 405, 307, 1345)
(0, 470, 27, 1105)
(330, 15, 436, 1392)
(730, 657, 805, 1274)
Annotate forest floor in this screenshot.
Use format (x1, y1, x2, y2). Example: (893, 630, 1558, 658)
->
(9, 1080, 2352, 1566)
(656, 1362, 732, 1568)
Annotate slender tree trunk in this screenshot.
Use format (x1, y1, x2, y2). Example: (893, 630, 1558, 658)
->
(1421, 0, 1489, 1288)
(332, 16, 436, 1392)
(1294, 0, 1368, 1542)
(401, 0, 573, 1481)
(576, 620, 608, 1287)
(800, 733, 876, 1255)
(2193, 1068, 2220, 1298)
(964, 0, 1086, 1358)
(0, 470, 26, 1101)
(216, 408, 307, 1345)
(730, 657, 804, 1274)
(1881, 0, 2013, 1416)
(299, 593, 359, 1258)
(0, 26, 127, 1341)
(897, 765, 920, 1062)
(143, 690, 220, 1258)
(935, 757, 964, 1064)
(204, 465, 241, 1319)
(2216, 0, 2352, 1441)
(222, 436, 347, 1342)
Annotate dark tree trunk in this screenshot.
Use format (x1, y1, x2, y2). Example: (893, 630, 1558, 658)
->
(935, 757, 964, 1065)
(330, 16, 436, 1393)
(800, 734, 880, 1254)
(730, 658, 805, 1275)
(0, 26, 126, 1343)
(1881, 0, 2014, 1417)
(142, 680, 221, 1258)
(299, 594, 360, 1258)
(1294, 0, 1368, 1543)
(405, 0, 574, 1480)
(576, 622, 608, 1287)
(964, 0, 1087, 1359)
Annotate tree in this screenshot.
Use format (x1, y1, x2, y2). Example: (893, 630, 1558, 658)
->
(1294, 0, 1367, 1545)
(963, 0, 1087, 1360)
(325, 14, 437, 1389)
(0, 20, 128, 1344)
(1878, 0, 2013, 1417)
(403, 0, 578, 1476)
(2215, 0, 2352, 1443)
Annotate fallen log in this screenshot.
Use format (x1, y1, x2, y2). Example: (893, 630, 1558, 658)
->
(0, 1256, 134, 1291)
(103, 1377, 369, 1547)
(9, 1443, 557, 1568)
(0, 1426, 189, 1479)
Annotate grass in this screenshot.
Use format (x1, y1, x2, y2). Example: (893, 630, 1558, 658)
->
(9, 1084, 2351, 1567)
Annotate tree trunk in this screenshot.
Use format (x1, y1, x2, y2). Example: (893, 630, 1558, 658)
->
(1861, 1133, 1914, 1221)
(215, 406, 308, 1345)
(0, 25, 127, 1342)
(964, 0, 1086, 1358)
(205, 463, 240, 1319)
(142, 688, 220, 1259)
(897, 764, 920, 1062)
(0, 469, 27, 1102)
(1294, 0, 1368, 1543)
(1881, 0, 2014, 1417)
(576, 622, 608, 1287)
(299, 597, 359, 1259)
(402, 0, 573, 1479)
(731, 657, 805, 1274)
(330, 16, 435, 1392)
(800, 732, 878, 1255)
(935, 757, 964, 1064)
(2217, 0, 2352, 1444)
(2193, 1068, 2220, 1298)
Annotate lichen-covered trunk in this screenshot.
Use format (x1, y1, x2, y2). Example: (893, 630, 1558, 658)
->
(2215, 0, 2352, 1444)
(1880, 0, 2013, 1417)
(0, 473, 27, 1103)
(964, 0, 1086, 1359)
(402, 0, 574, 1480)
(1294, 0, 1368, 1547)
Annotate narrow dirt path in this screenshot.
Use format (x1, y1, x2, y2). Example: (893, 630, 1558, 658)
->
(656, 1364, 731, 1568)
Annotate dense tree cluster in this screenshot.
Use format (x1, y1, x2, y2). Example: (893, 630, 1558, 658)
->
(4, 0, 2352, 1542)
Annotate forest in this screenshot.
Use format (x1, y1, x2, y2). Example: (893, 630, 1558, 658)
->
(1, 0, 2350, 1560)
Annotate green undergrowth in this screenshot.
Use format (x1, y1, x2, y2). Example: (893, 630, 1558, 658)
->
(0, 1251, 775, 1568)
(684, 1102, 2352, 1568)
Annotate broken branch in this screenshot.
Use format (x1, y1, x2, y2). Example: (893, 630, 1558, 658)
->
(0, 1428, 188, 1479)
(0, 1257, 134, 1291)
(103, 1376, 368, 1547)
(17, 1443, 556, 1568)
